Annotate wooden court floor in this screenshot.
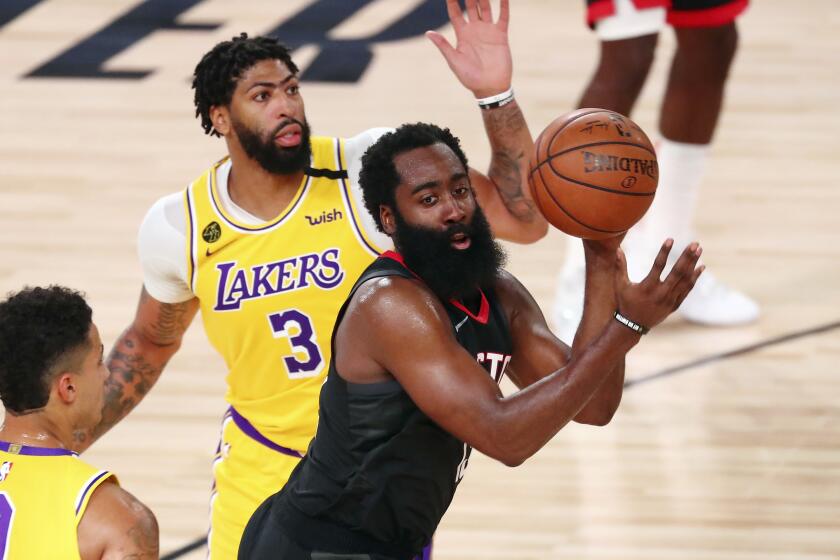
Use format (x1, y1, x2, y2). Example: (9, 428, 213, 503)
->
(0, 1, 838, 558)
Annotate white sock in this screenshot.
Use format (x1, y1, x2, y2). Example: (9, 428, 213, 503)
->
(561, 138, 709, 278)
(623, 137, 709, 278)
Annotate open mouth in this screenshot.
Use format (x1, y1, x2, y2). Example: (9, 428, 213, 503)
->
(274, 123, 302, 148)
(450, 232, 471, 250)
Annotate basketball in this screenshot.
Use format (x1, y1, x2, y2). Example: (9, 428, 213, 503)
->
(528, 108, 658, 240)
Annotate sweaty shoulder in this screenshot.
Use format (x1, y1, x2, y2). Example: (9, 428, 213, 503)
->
(137, 192, 194, 304)
(78, 481, 159, 560)
(336, 274, 454, 382)
(343, 128, 395, 253)
(346, 274, 453, 337)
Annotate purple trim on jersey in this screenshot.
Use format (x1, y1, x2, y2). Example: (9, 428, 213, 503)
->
(75, 470, 111, 515)
(336, 139, 381, 256)
(228, 407, 304, 458)
(416, 541, 433, 560)
(0, 441, 76, 456)
(209, 164, 311, 233)
(186, 185, 197, 293)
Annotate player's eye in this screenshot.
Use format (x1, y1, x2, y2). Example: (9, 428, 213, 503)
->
(453, 185, 470, 197)
(253, 91, 269, 102)
(286, 84, 300, 95)
(421, 194, 437, 206)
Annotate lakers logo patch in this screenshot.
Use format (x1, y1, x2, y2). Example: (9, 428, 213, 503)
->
(203, 221, 222, 243)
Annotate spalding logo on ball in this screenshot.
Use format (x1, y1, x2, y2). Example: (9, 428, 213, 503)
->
(528, 108, 658, 240)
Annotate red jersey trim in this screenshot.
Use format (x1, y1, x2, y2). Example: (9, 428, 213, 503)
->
(379, 251, 490, 325)
(667, 0, 748, 27)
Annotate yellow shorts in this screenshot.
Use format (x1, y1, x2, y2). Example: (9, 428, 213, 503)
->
(209, 408, 305, 560)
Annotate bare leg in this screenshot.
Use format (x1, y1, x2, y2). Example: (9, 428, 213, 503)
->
(660, 23, 739, 143)
(633, 21, 757, 325)
(577, 34, 659, 114)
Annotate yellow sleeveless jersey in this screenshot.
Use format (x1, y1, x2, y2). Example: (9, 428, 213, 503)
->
(0, 442, 115, 559)
(185, 136, 383, 452)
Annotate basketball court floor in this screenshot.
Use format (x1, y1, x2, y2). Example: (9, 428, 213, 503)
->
(0, 1, 838, 558)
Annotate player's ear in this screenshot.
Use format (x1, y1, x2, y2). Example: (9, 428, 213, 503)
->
(380, 205, 396, 235)
(55, 372, 78, 405)
(210, 105, 230, 136)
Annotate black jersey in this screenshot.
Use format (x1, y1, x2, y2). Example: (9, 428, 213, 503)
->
(271, 251, 513, 559)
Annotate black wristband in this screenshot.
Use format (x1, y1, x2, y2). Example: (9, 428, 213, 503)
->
(613, 311, 649, 335)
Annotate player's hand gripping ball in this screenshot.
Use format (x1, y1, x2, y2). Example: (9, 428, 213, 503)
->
(528, 108, 658, 239)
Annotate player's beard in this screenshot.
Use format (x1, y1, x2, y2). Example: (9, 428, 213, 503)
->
(233, 116, 312, 175)
(393, 205, 506, 301)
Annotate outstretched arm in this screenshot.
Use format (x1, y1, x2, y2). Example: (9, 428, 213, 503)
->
(428, 0, 547, 243)
(338, 276, 639, 468)
(338, 243, 703, 467)
(79, 288, 198, 452)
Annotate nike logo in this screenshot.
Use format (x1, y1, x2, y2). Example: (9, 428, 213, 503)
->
(205, 245, 225, 257)
(454, 315, 469, 333)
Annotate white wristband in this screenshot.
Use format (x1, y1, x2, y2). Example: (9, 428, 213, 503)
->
(477, 87, 514, 110)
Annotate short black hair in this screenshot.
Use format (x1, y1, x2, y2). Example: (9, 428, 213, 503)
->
(192, 33, 299, 137)
(0, 286, 92, 414)
(359, 123, 470, 232)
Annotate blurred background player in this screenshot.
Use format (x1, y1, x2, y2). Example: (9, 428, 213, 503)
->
(0, 286, 158, 559)
(78, 1, 545, 557)
(553, 0, 757, 339)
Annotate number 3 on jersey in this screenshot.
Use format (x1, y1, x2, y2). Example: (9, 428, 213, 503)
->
(268, 309, 324, 379)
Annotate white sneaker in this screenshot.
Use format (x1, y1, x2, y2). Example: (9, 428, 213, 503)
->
(550, 256, 760, 336)
(677, 269, 760, 326)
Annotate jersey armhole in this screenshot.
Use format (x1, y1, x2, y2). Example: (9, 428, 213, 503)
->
(184, 184, 198, 294)
(74, 470, 117, 527)
(336, 137, 390, 256)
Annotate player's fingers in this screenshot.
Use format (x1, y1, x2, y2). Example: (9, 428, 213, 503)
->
(673, 264, 705, 308)
(477, 0, 492, 20)
(498, 0, 510, 30)
(426, 31, 457, 60)
(645, 238, 672, 283)
(664, 242, 701, 289)
(465, 0, 480, 22)
(615, 247, 630, 288)
(445, 0, 465, 29)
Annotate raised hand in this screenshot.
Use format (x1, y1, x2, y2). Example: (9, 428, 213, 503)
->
(426, 0, 512, 98)
(614, 239, 705, 330)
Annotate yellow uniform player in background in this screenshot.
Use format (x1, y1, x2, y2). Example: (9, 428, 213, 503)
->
(82, 1, 547, 557)
(0, 286, 157, 559)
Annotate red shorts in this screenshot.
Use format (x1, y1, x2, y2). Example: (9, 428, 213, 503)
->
(585, 0, 749, 28)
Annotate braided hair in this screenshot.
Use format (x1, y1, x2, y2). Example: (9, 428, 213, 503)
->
(192, 33, 299, 137)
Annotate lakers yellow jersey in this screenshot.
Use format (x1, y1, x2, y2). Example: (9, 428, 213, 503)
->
(0, 441, 115, 559)
(185, 136, 383, 452)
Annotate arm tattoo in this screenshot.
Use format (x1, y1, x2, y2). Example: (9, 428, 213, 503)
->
(93, 341, 160, 441)
(90, 294, 194, 443)
(483, 102, 540, 222)
(142, 290, 194, 345)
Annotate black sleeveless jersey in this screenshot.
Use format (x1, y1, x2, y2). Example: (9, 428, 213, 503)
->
(271, 252, 513, 559)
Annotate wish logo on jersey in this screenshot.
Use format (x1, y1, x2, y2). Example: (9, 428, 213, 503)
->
(214, 248, 345, 311)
